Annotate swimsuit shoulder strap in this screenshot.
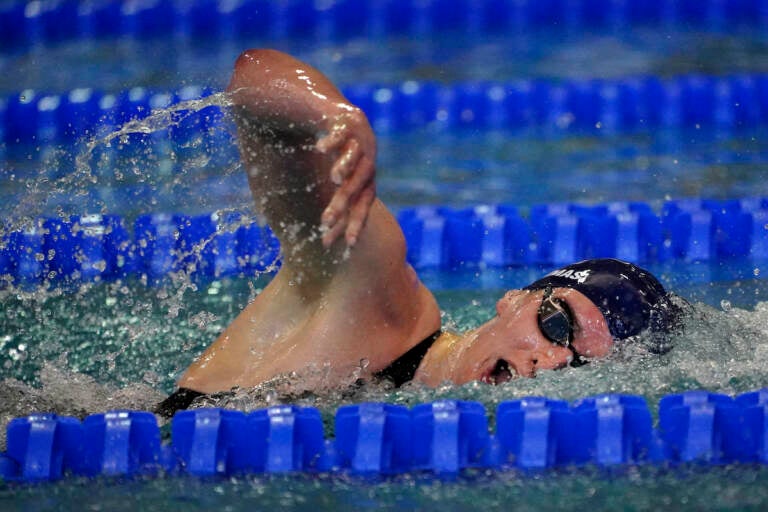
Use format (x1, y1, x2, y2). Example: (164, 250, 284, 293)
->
(374, 329, 442, 387)
(154, 387, 207, 419)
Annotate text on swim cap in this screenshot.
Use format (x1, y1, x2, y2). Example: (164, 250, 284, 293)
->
(547, 268, 592, 284)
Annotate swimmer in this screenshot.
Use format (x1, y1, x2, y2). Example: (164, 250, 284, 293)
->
(155, 49, 682, 418)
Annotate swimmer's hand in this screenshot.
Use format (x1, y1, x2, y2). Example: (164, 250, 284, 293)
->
(316, 108, 376, 249)
(226, 48, 376, 249)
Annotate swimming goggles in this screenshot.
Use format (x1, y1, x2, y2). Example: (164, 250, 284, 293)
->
(537, 286, 586, 367)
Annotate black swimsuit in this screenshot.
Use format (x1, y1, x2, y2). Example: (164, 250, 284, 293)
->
(373, 329, 442, 387)
(154, 330, 442, 419)
(154, 387, 206, 419)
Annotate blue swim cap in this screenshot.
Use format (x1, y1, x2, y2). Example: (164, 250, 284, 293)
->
(524, 258, 679, 342)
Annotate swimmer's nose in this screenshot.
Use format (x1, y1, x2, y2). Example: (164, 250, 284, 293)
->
(500, 341, 573, 380)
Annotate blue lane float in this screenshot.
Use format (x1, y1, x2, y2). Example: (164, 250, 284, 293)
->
(80, 411, 161, 477)
(2, 388, 768, 483)
(3, 75, 768, 148)
(2, 0, 768, 49)
(1, 197, 767, 288)
(335, 403, 412, 474)
(399, 197, 768, 269)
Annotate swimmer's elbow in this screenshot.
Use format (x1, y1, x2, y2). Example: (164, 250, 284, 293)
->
(228, 48, 357, 140)
(228, 49, 275, 92)
(233, 49, 279, 70)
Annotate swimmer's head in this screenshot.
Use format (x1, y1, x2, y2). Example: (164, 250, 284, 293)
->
(524, 258, 682, 351)
(414, 258, 683, 386)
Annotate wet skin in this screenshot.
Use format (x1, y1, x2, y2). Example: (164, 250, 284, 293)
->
(178, 49, 441, 394)
(415, 288, 614, 386)
(177, 49, 616, 394)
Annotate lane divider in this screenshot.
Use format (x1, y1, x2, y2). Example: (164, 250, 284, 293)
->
(3, 74, 768, 148)
(2, 0, 768, 49)
(2, 389, 767, 482)
(1, 197, 765, 288)
(399, 197, 768, 268)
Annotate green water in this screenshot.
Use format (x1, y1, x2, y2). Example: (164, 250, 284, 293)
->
(3, 465, 768, 511)
(2, 258, 768, 509)
(1, 262, 767, 423)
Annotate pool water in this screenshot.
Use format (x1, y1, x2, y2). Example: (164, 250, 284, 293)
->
(2, 258, 768, 414)
(3, 124, 768, 226)
(3, 28, 768, 94)
(4, 465, 768, 511)
(3, 28, 768, 221)
(2, 262, 768, 510)
(3, 10, 768, 512)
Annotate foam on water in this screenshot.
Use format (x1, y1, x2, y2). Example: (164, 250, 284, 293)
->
(172, 294, 768, 421)
(3, 271, 766, 452)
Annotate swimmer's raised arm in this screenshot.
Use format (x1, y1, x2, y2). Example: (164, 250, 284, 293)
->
(170, 49, 440, 399)
(227, 48, 376, 248)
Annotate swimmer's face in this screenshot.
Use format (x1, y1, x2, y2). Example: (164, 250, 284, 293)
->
(414, 288, 613, 386)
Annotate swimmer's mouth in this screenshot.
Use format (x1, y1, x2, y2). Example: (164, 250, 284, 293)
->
(482, 359, 516, 385)
(481, 357, 571, 383)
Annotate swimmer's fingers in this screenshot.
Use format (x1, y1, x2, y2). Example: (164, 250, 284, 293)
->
(316, 128, 346, 155)
(321, 181, 373, 249)
(321, 154, 375, 247)
(321, 210, 348, 249)
(329, 138, 362, 185)
(345, 180, 376, 247)
(317, 108, 375, 162)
